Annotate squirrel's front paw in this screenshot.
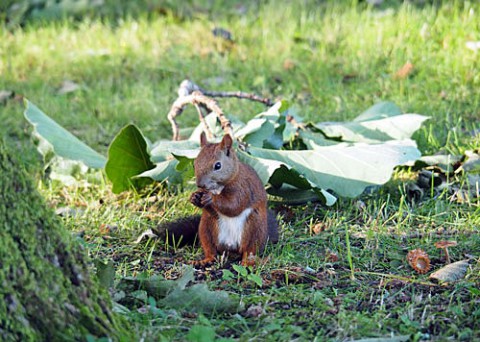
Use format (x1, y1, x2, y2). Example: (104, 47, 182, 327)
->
(200, 192, 213, 207)
(190, 190, 205, 208)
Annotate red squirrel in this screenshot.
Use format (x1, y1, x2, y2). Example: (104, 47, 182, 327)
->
(158, 133, 278, 266)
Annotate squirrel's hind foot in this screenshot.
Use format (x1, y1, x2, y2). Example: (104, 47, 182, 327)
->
(241, 252, 257, 267)
(190, 257, 215, 267)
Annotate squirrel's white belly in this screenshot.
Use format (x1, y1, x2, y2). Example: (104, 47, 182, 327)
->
(217, 208, 252, 250)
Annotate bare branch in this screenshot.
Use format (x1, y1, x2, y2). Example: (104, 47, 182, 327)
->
(286, 114, 306, 130)
(167, 91, 234, 141)
(168, 79, 274, 141)
(177, 79, 274, 106)
(201, 90, 274, 106)
(177, 79, 201, 98)
(193, 103, 214, 141)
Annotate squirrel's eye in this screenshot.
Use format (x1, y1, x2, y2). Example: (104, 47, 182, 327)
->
(214, 162, 222, 170)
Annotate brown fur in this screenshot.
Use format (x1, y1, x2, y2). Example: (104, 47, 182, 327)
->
(189, 133, 277, 266)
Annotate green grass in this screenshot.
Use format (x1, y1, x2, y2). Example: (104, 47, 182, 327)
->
(2, 0, 479, 340)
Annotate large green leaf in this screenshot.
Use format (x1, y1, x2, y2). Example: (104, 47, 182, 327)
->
(237, 101, 291, 147)
(299, 130, 340, 148)
(140, 143, 200, 184)
(136, 159, 181, 183)
(238, 150, 283, 185)
(313, 115, 429, 143)
(150, 140, 199, 163)
(253, 100, 297, 147)
(239, 152, 337, 205)
(238, 118, 275, 147)
(312, 101, 429, 143)
(268, 165, 337, 205)
(24, 100, 106, 168)
(353, 101, 403, 121)
(235, 117, 268, 138)
(154, 150, 197, 183)
(248, 140, 421, 198)
(105, 124, 155, 194)
(23, 98, 429, 204)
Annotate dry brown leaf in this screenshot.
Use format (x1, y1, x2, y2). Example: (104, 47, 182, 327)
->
(394, 62, 414, 79)
(312, 222, 327, 235)
(407, 249, 431, 274)
(429, 260, 470, 283)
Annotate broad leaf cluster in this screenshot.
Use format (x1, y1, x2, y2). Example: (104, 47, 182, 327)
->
(24, 100, 428, 205)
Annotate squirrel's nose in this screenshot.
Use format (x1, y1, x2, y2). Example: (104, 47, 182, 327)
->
(196, 178, 206, 189)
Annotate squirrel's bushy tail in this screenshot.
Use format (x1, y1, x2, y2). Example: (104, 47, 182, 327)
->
(154, 215, 201, 247)
(267, 210, 279, 243)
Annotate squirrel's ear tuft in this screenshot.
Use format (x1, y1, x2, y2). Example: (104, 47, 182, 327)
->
(200, 132, 207, 147)
(220, 134, 233, 154)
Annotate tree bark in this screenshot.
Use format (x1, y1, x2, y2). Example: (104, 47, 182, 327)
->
(0, 142, 131, 341)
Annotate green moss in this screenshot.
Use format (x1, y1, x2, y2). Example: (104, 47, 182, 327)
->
(0, 142, 132, 341)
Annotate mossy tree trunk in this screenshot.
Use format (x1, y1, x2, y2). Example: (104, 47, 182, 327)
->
(0, 142, 131, 341)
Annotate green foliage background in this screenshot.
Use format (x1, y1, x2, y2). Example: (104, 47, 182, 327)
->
(0, 1, 479, 341)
